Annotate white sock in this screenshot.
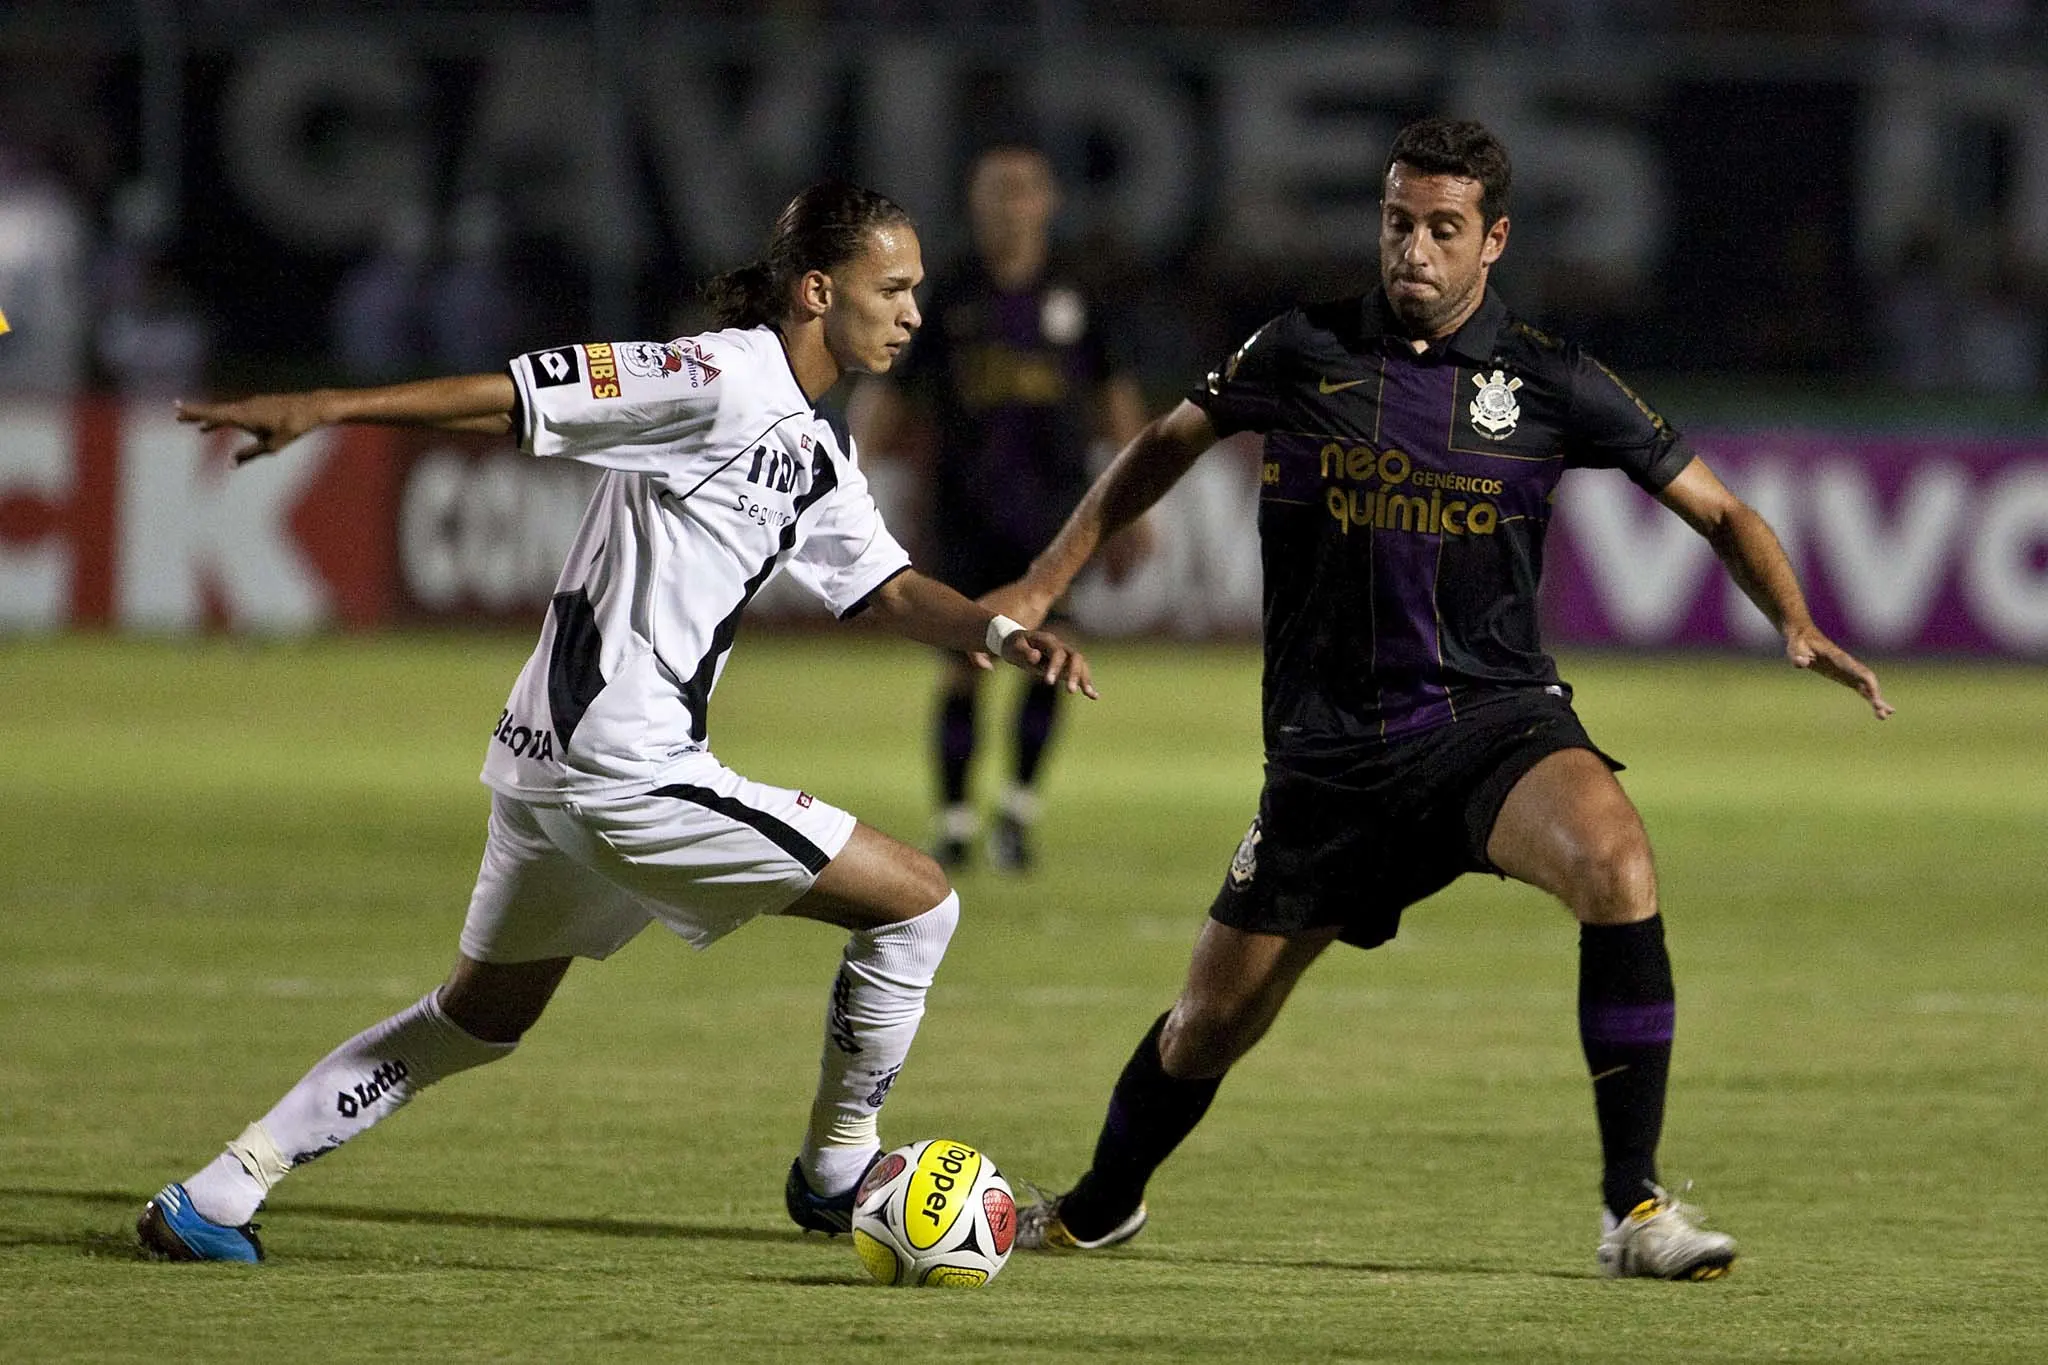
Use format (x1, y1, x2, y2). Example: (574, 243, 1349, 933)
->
(799, 892, 959, 1194)
(939, 805, 978, 841)
(183, 1151, 267, 1227)
(1000, 782, 1040, 825)
(183, 989, 515, 1225)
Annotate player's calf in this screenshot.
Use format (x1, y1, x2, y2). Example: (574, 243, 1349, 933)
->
(791, 891, 959, 1227)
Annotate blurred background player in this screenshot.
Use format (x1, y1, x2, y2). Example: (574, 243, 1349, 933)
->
(989, 119, 1893, 1279)
(853, 145, 1149, 872)
(136, 182, 1097, 1263)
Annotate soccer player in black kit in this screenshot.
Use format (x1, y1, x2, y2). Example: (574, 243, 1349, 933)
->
(855, 145, 1147, 871)
(989, 119, 1893, 1278)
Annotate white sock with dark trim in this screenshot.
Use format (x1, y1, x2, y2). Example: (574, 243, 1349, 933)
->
(799, 892, 959, 1194)
(183, 989, 516, 1225)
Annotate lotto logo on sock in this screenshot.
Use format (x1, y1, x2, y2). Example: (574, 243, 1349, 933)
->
(334, 1059, 410, 1117)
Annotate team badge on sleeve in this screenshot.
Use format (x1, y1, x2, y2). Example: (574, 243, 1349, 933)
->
(1468, 369, 1523, 440)
(621, 341, 683, 379)
(620, 339, 723, 387)
(526, 346, 581, 388)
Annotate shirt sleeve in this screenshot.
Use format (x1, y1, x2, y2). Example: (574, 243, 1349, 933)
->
(508, 338, 734, 473)
(781, 445, 915, 618)
(1563, 349, 1695, 492)
(1186, 312, 1295, 438)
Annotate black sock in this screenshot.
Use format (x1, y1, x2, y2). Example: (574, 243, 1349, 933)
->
(1013, 680, 1061, 789)
(1061, 1014, 1222, 1240)
(936, 691, 975, 807)
(1579, 916, 1675, 1220)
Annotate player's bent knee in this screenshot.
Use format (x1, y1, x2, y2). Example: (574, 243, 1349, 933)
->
(899, 848, 952, 914)
(1568, 831, 1657, 925)
(437, 955, 570, 1044)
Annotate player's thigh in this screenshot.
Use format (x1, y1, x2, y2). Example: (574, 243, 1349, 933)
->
(785, 822, 951, 931)
(1162, 918, 1342, 1078)
(548, 763, 863, 947)
(1485, 748, 1656, 923)
(462, 792, 658, 966)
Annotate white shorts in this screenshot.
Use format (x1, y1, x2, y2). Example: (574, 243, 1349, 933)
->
(459, 755, 859, 961)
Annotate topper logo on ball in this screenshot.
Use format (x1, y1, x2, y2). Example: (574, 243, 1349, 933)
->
(906, 1141, 981, 1249)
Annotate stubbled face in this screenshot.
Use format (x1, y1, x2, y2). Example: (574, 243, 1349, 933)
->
(968, 149, 1056, 263)
(1378, 163, 1508, 339)
(821, 223, 925, 375)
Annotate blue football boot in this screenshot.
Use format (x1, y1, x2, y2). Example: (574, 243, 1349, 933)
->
(783, 1155, 881, 1236)
(137, 1182, 264, 1263)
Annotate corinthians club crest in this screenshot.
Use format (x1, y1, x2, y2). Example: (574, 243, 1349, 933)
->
(1228, 818, 1262, 889)
(1468, 368, 1523, 440)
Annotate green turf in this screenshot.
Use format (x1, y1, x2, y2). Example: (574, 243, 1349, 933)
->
(1, 633, 2043, 1363)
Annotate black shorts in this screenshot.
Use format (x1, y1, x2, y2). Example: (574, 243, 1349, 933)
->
(937, 537, 1036, 601)
(1208, 690, 1621, 950)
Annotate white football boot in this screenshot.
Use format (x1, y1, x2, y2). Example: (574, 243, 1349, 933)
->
(1597, 1183, 1738, 1280)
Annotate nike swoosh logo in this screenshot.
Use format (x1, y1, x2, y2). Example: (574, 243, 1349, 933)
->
(1317, 376, 1369, 394)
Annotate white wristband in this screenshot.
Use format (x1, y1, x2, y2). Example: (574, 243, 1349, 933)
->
(985, 614, 1025, 655)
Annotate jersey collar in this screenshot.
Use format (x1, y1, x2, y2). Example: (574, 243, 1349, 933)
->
(1362, 287, 1508, 364)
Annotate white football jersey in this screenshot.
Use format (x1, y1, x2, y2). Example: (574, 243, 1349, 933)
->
(482, 327, 912, 800)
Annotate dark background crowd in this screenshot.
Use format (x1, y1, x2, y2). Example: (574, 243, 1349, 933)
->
(2, 0, 2045, 415)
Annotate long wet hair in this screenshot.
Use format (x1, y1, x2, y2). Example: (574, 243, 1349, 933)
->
(703, 181, 915, 330)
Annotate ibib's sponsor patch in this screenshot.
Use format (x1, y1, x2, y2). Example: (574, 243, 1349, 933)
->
(584, 341, 621, 399)
(527, 346, 581, 388)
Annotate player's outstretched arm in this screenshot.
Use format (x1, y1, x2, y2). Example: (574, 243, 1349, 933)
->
(176, 373, 517, 465)
(983, 399, 1216, 629)
(1657, 456, 1894, 719)
(861, 569, 1098, 698)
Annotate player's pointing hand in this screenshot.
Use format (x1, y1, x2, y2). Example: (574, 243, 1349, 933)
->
(1785, 624, 1893, 719)
(176, 392, 328, 465)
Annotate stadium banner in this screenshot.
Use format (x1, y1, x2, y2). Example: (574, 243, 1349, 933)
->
(3, 401, 2045, 656)
(136, 29, 2044, 383)
(1547, 433, 2048, 655)
(0, 397, 395, 633)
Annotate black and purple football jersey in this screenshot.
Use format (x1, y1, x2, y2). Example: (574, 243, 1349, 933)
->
(1190, 289, 1694, 757)
(897, 258, 1122, 576)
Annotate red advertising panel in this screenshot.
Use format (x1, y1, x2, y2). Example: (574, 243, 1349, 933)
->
(0, 399, 395, 633)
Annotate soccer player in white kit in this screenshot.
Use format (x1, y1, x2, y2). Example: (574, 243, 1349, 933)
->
(138, 182, 1094, 1262)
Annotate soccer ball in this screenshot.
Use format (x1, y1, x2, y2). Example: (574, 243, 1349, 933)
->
(851, 1138, 1016, 1288)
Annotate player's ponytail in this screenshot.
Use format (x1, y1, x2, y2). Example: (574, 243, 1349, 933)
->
(703, 181, 914, 330)
(703, 261, 779, 330)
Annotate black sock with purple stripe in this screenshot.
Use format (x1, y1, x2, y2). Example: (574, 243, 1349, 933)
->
(1013, 680, 1061, 787)
(1060, 1013, 1221, 1241)
(936, 692, 975, 806)
(1579, 915, 1675, 1220)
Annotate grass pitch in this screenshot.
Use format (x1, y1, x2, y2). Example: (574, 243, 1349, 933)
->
(1, 632, 2044, 1363)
